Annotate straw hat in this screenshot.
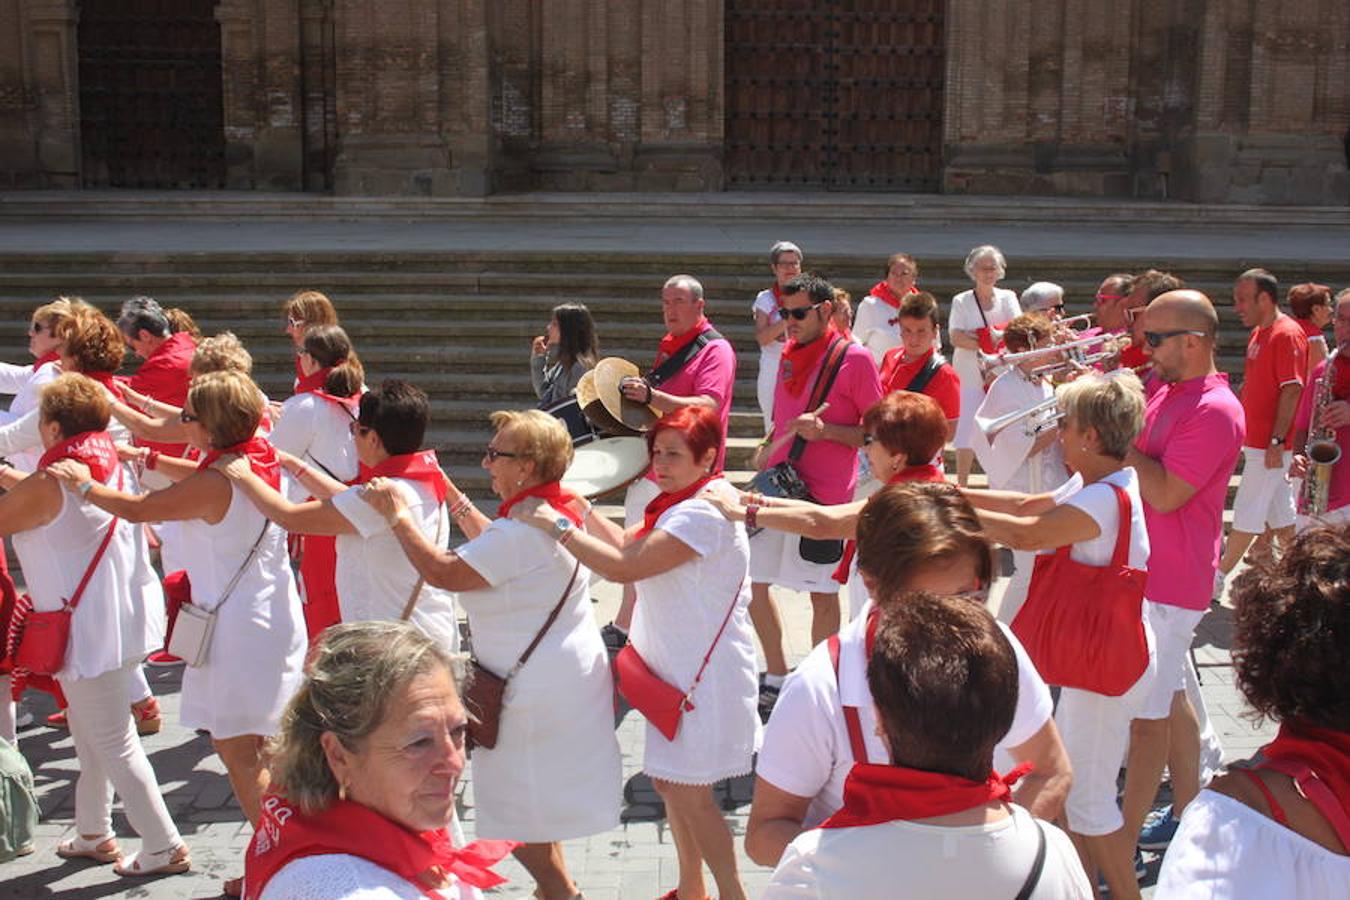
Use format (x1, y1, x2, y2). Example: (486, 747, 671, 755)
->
(581, 357, 659, 434)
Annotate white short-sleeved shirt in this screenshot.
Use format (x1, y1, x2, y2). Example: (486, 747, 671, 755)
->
(765, 804, 1092, 899)
(948, 288, 1021, 386)
(1155, 789, 1350, 899)
(756, 597, 1054, 828)
(752, 289, 786, 359)
(852, 294, 901, 366)
(330, 479, 460, 653)
(1052, 468, 1150, 570)
(972, 368, 1068, 494)
(270, 393, 360, 501)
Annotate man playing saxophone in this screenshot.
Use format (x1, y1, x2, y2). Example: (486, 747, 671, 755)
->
(1290, 287, 1350, 529)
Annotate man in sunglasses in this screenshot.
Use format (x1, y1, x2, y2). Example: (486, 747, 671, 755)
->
(750, 274, 882, 718)
(1120, 289, 1244, 858)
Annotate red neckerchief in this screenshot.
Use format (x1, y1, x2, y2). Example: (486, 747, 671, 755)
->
(781, 326, 840, 397)
(34, 349, 60, 368)
(832, 465, 945, 583)
(198, 436, 282, 490)
(820, 761, 1032, 829)
(869, 281, 916, 309)
(1260, 719, 1350, 820)
(879, 346, 935, 394)
(294, 366, 332, 395)
(312, 389, 362, 416)
(497, 480, 587, 527)
(654, 317, 713, 367)
(37, 430, 119, 482)
(637, 474, 715, 539)
(356, 450, 449, 504)
(771, 283, 786, 303)
(81, 370, 124, 402)
(1120, 342, 1150, 372)
(244, 793, 517, 900)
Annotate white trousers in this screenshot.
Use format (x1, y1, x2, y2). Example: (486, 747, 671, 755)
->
(61, 663, 180, 852)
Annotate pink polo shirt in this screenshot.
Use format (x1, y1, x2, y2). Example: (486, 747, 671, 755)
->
(766, 339, 883, 504)
(650, 331, 737, 474)
(1134, 372, 1245, 610)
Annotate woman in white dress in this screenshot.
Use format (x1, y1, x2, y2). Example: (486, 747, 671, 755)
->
(751, 241, 801, 434)
(361, 409, 620, 900)
(49, 369, 306, 896)
(512, 405, 760, 900)
(964, 372, 1156, 900)
(948, 244, 1021, 487)
(0, 374, 189, 878)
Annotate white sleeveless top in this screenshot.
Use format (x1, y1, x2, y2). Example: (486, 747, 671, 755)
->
(12, 463, 164, 681)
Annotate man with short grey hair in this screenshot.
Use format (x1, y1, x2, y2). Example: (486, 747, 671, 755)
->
(116, 295, 197, 461)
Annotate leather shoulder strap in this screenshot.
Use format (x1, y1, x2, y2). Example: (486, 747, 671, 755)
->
(828, 633, 870, 764)
(1013, 819, 1047, 900)
(788, 337, 850, 464)
(903, 353, 945, 395)
(648, 329, 725, 386)
(507, 559, 581, 679)
(400, 498, 446, 622)
(66, 467, 124, 612)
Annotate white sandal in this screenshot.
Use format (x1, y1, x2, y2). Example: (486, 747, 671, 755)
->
(55, 834, 121, 864)
(114, 843, 191, 877)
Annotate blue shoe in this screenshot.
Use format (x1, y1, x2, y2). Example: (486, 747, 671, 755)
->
(1096, 848, 1146, 894)
(1139, 805, 1180, 850)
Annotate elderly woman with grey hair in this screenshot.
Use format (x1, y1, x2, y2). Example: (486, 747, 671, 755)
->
(1020, 281, 1067, 321)
(947, 244, 1021, 486)
(244, 621, 516, 899)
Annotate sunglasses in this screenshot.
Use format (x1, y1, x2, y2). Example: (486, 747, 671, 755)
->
(777, 302, 825, 321)
(484, 446, 518, 462)
(180, 410, 200, 424)
(1143, 329, 1206, 347)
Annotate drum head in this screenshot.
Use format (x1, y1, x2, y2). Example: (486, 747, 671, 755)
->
(562, 437, 651, 499)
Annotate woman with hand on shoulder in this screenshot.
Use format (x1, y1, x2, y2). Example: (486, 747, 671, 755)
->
(530, 303, 599, 408)
(246, 621, 516, 900)
(511, 405, 760, 900)
(963, 372, 1154, 900)
(0, 374, 188, 877)
(360, 409, 620, 900)
(47, 369, 306, 896)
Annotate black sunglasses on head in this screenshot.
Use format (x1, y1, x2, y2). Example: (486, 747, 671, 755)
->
(777, 302, 825, 321)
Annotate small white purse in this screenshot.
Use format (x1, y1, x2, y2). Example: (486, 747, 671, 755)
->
(167, 522, 270, 667)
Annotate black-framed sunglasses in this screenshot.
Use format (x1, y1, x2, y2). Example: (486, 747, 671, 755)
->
(180, 410, 200, 424)
(484, 446, 518, 462)
(1143, 329, 1206, 348)
(777, 302, 825, 321)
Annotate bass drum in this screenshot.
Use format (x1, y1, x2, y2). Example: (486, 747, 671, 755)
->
(543, 396, 602, 447)
(562, 437, 650, 500)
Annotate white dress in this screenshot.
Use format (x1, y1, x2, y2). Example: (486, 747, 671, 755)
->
(454, 518, 621, 842)
(752, 288, 785, 434)
(948, 287, 1021, 449)
(177, 483, 307, 739)
(630, 481, 761, 784)
(12, 464, 164, 682)
(330, 479, 461, 653)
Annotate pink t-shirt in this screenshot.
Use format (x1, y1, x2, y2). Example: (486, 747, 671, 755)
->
(766, 340, 883, 504)
(1294, 356, 1349, 514)
(1134, 373, 1245, 610)
(651, 333, 737, 474)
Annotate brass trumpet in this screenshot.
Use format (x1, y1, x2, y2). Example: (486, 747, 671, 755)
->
(977, 333, 1128, 378)
(976, 396, 1063, 439)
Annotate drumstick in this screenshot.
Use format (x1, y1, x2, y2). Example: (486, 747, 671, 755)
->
(765, 401, 831, 457)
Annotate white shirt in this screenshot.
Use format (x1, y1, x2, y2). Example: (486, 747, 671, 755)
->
(0, 358, 60, 472)
(270, 393, 359, 501)
(752, 289, 786, 361)
(1052, 468, 1150, 570)
(262, 853, 481, 900)
(330, 479, 460, 653)
(948, 288, 1021, 387)
(757, 598, 1054, 828)
(853, 294, 901, 366)
(1155, 789, 1350, 899)
(765, 803, 1092, 899)
(972, 368, 1068, 494)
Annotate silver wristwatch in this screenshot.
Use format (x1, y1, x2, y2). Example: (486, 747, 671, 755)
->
(553, 516, 574, 539)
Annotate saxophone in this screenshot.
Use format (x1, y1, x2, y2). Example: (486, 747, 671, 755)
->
(1299, 347, 1343, 517)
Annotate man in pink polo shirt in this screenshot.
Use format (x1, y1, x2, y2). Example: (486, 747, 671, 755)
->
(750, 274, 882, 716)
(1121, 290, 1245, 852)
(601, 274, 737, 651)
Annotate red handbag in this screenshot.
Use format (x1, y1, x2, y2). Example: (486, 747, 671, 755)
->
(615, 583, 744, 741)
(1011, 483, 1149, 696)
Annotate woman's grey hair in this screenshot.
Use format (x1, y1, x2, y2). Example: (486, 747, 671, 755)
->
(116, 295, 171, 339)
(663, 274, 704, 302)
(963, 245, 1007, 281)
(1020, 281, 1064, 312)
(1056, 371, 1146, 461)
(267, 621, 458, 815)
(770, 241, 803, 264)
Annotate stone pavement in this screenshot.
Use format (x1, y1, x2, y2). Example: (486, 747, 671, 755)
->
(4, 569, 1272, 899)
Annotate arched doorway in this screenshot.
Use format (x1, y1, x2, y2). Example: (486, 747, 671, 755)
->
(77, 0, 226, 188)
(724, 0, 945, 190)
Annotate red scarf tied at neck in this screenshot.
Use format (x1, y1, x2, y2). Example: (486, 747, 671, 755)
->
(497, 480, 587, 527)
(833, 464, 945, 584)
(244, 793, 518, 899)
(1260, 719, 1350, 824)
(356, 450, 449, 504)
(780, 325, 841, 397)
(869, 281, 917, 310)
(654, 316, 713, 367)
(38, 430, 119, 483)
(198, 436, 282, 491)
(81, 370, 124, 402)
(821, 761, 1032, 829)
(636, 474, 715, 539)
(294, 365, 332, 395)
(34, 349, 60, 369)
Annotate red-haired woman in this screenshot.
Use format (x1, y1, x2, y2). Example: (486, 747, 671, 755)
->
(513, 405, 760, 900)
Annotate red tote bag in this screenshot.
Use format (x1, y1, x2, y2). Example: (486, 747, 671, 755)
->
(1011, 484, 1150, 696)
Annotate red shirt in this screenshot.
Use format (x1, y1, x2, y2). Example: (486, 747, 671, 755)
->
(129, 331, 196, 457)
(1294, 355, 1349, 514)
(1298, 317, 1327, 342)
(1241, 315, 1308, 449)
(878, 347, 961, 421)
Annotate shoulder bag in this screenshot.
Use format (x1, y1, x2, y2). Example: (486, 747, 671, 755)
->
(647, 329, 726, 387)
(168, 521, 271, 668)
(464, 559, 581, 751)
(614, 581, 744, 741)
(1011, 483, 1150, 696)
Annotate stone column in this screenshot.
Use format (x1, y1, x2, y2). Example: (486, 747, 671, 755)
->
(216, 0, 304, 190)
(0, 0, 80, 187)
(634, 0, 722, 189)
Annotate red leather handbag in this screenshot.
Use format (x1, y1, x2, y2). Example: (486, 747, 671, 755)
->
(1011, 484, 1149, 696)
(615, 583, 743, 741)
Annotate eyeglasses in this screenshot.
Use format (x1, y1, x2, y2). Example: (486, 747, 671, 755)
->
(348, 421, 372, 437)
(286, 317, 305, 329)
(777, 302, 825, 321)
(862, 433, 875, 446)
(180, 410, 200, 424)
(1048, 303, 1066, 312)
(1143, 329, 1206, 347)
(484, 446, 518, 462)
